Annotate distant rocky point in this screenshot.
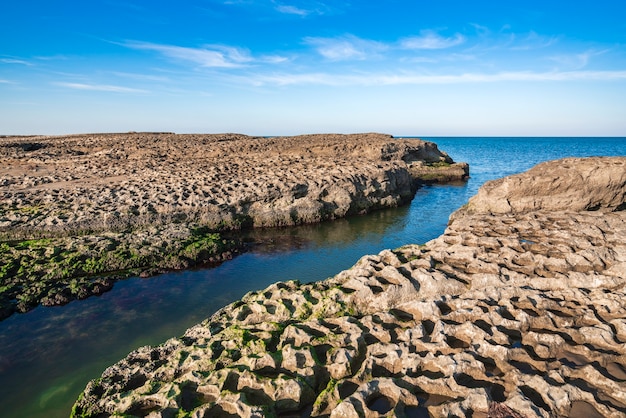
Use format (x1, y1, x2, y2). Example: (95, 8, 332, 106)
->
(72, 157, 626, 418)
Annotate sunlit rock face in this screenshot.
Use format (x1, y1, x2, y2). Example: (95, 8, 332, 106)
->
(72, 157, 626, 418)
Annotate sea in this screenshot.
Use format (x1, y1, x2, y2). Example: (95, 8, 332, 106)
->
(0, 137, 625, 418)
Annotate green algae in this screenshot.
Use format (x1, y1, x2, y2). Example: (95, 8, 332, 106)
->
(0, 225, 238, 320)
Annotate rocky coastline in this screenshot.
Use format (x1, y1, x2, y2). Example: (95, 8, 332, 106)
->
(72, 157, 626, 417)
(0, 132, 467, 320)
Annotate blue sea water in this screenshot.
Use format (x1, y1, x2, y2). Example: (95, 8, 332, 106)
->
(0, 137, 624, 417)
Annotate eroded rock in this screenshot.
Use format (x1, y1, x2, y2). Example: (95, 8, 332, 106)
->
(72, 157, 626, 417)
(458, 156, 626, 215)
(0, 132, 467, 236)
(0, 132, 468, 320)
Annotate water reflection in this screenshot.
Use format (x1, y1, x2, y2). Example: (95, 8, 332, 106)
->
(242, 205, 410, 253)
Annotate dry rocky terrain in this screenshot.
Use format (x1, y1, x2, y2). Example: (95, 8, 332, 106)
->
(72, 157, 626, 418)
(0, 132, 466, 236)
(0, 133, 466, 319)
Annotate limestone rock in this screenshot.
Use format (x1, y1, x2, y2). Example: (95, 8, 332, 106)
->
(0, 133, 469, 320)
(459, 156, 626, 215)
(0, 132, 468, 237)
(72, 157, 626, 417)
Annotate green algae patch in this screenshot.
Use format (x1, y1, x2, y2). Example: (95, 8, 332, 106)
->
(0, 224, 239, 321)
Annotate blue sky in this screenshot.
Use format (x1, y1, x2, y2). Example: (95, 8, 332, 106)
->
(1, 1, 626, 136)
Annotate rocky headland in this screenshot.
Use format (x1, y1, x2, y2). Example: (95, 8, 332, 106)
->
(0, 133, 467, 319)
(72, 157, 626, 418)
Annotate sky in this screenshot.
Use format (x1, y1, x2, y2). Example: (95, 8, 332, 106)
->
(1, 0, 626, 136)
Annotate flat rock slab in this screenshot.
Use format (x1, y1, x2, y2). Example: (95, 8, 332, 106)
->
(72, 157, 626, 417)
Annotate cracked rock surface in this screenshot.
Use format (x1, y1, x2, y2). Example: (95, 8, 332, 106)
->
(72, 157, 626, 417)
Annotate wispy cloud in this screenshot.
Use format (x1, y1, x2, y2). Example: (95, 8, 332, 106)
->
(106, 26, 626, 94)
(110, 71, 172, 82)
(274, 1, 335, 16)
(33, 55, 71, 61)
(304, 35, 387, 60)
(400, 30, 465, 50)
(124, 41, 253, 68)
(0, 58, 32, 66)
(55, 82, 148, 93)
(124, 41, 288, 68)
(508, 30, 559, 50)
(548, 49, 609, 70)
(304, 30, 466, 62)
(220, 0, 339, 17)
(470, 23, 492, 37)
(245, 69, 626, 87)
(275, 4, 310, 16)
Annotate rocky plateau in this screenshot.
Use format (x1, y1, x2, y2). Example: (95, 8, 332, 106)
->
(0, 132, 466, 236)
(72, 156, 626, 417)
(0, 132, 467, 319)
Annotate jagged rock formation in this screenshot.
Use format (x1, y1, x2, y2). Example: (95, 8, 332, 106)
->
(0, 132, 467, 237)
(72, 157, 626, 418)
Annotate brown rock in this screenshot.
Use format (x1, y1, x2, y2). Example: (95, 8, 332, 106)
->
(0, 132, 467, 236)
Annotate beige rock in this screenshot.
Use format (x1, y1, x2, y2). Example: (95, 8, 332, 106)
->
(0, 132, 467, 236)
(459, 156, 626, 216)
(72, 157, 626, 418)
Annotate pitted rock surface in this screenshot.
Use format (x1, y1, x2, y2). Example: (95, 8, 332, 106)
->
(72, 157, 626, 417)
(0, 133, 468, 321)
(0, 132, 466, 236)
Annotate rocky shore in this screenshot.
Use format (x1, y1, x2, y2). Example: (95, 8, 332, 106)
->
(0, 133, 467, 319)
(72, 157, 626, 417)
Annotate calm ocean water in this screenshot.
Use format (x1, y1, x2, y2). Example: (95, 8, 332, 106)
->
(0, 137, 624, 417)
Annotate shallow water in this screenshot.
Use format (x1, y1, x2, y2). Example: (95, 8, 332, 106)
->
(0, 137, 624, 417)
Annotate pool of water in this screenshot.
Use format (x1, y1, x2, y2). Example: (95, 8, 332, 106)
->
(0, 137, 624, 417)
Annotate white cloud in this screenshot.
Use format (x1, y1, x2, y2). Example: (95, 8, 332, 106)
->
(245, 69, 626, 87)
(304, 35, 387, 60)
(469, 23, 491, 36)
(548, 49, 609, 70)
(55, 82, 148, 93)
(260, 55, 290, 64)
(124, 41, 253, 68)
(400, 30, 465, 50)
(221, 0, 338, 16)
(509, 31, 559, 50)
(124, 41, 289, 68)
(275, 4, 310, 16)
(110, 71, 172, 82)
(274, 1, 335, 16)
(382, 70, 626, 84)
(0, 58, 32, 66)
(33, 55, 70, 61)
